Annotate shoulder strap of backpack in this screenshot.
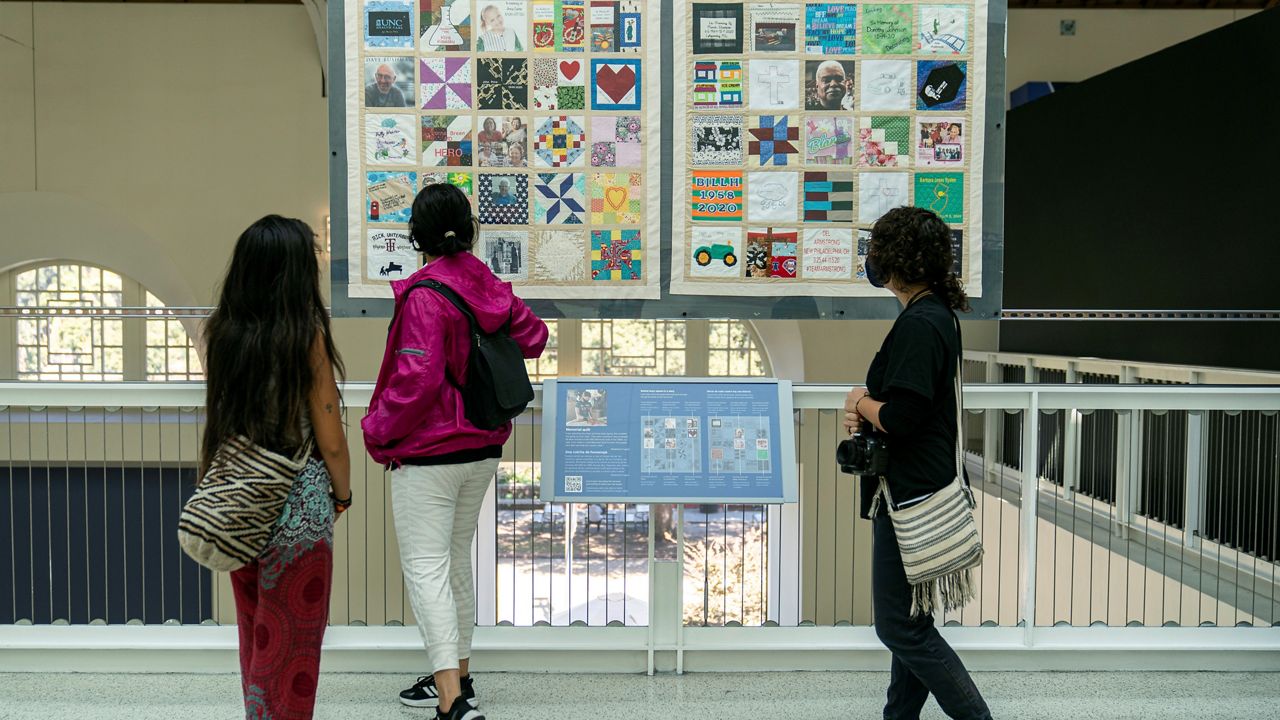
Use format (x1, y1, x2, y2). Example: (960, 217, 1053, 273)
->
(401, 279, 477, 391)
(411, 279, 481, 339)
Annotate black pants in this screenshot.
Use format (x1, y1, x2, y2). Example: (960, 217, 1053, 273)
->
(872, 515, 992, 720)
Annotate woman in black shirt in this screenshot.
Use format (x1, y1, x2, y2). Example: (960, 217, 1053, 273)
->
(843, 207, 992, 720)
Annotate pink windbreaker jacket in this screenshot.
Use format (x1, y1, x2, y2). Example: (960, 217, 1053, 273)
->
(361, 252, 548, 467)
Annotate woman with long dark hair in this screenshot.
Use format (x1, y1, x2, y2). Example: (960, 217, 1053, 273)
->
(363, 184, 547, 720)
(202, 215, 351, 720)
(842, 207, 992, 720)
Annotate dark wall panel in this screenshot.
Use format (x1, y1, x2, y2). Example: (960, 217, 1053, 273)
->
(1002, 9, 1280, 369)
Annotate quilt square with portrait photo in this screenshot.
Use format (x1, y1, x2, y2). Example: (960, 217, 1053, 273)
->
(365, 56, 415, 108)
(692, 3, 744, 54)
(750, 3, 800, 52)
(804, 3, 855, 55)
(805, 60, 855, 111)
(693, 60, 744, 109)
(590, 115, 642, 167)
(422, 115, 473, 167)
(590, 172, 642, 224)
(476, 116, 528, 168)
(917, 118, 965, 167)
(421, 0, 471, 51)
(591, 229, 643, 281)
(478, 173, 530, 225)
(533, 172, 587, 224)
(479, 230, 529, 281)
(692, 115, 745, 167)
(475, 0, 527, 51)
(533, 115, 587, 168)
(477, 58, 529, 110)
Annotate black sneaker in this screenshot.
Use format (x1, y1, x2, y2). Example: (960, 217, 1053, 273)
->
(436, 695, 484, 720)
(399, 675, 479, 709)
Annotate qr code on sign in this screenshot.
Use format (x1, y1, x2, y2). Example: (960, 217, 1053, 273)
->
(564, 476, 583, 493)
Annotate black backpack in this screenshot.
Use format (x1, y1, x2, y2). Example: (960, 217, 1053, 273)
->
(405, 279, 534, 430)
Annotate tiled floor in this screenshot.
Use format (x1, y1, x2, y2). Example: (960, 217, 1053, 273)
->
(2, 670, 1278, 719)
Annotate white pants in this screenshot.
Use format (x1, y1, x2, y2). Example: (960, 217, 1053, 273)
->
(390, 458, 497, 672)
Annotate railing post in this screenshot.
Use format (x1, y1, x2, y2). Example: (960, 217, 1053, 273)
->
(1020, 390, 1040, 643)
(983, 354, 1000, 483)
(1063, 361, 1080, 501)
(1184, 410, 1206, 549)
(1114, 367, 1139, 538)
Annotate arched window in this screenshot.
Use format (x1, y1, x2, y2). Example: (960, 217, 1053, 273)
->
(145, 292, 203, 381)
(5, 262, 200, 382)
(524, 319, 770, 382)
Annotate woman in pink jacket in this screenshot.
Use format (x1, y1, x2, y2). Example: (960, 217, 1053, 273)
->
(362, 184, 548, 720)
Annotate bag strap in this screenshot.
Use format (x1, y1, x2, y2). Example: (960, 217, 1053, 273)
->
(414, 279, 481, 339)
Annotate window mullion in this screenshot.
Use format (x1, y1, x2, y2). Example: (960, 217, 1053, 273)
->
(122, 279, 146, 381)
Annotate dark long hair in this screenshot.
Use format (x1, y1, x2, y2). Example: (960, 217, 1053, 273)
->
(867, 207, 970, 311)
(200, 215, 344, 475)
(409, 183, 477, 257)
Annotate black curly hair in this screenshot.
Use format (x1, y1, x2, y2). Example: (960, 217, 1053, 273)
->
(867, 207, 969, 312)
(409, 183, 478, 257)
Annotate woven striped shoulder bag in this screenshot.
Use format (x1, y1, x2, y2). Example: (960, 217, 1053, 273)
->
(870, 317, 983, 618)
(177, 435, 310, 572)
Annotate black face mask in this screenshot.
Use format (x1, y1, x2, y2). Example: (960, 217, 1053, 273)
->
(865, 256, 887, 288)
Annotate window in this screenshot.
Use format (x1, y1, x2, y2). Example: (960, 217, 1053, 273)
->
(524, 319, 559, 382)
(582, 319, 688, 376)
(707, 320, 768, 377)
(145, 292, 202, 381)
(15, 264, 125, 381)
(7, 262, 201, 382)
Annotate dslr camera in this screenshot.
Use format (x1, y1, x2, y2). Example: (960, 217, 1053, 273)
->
(836, 431, 890, 476)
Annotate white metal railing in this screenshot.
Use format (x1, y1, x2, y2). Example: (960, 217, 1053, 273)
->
(0, 381, 1277, 673)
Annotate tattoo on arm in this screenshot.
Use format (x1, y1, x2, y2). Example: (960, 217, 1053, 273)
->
(325, 403, 334, 414)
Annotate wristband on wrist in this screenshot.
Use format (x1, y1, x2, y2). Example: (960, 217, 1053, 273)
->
(333, 491, 353, 513)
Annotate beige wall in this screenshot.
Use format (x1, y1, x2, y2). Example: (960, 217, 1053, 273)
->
(4, 3, 1254, 382)
(0, 3, 36, 194)
(1006, 8, 1256, 92)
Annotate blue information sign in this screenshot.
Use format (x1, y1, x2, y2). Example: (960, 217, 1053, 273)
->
(540, 378, 797, 504)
